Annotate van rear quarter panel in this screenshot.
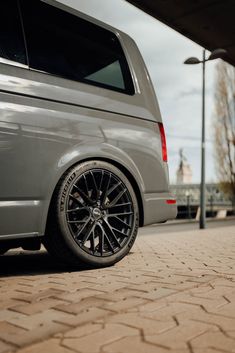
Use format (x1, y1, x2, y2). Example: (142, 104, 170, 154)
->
(0, 34, 169, 236)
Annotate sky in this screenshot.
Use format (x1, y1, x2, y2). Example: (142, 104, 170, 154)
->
(58, 0, 219, 184)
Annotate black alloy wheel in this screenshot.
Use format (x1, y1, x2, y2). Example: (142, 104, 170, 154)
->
(45, 161, 139, 267)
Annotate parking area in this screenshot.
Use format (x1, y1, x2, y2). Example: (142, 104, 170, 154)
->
(0, 221, 235, 353)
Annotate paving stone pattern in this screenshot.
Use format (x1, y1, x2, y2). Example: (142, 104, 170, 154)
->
(0, 225, 235, 353)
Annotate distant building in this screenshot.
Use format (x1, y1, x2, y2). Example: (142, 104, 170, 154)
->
(176, 149, 192, 184)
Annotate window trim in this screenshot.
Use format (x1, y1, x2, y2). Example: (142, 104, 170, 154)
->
(0, 57, 28, 69)
(30, 66, 135, 95)
(17, 0, 29, 66)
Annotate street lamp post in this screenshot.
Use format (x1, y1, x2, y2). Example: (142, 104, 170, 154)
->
(201, 49, 206, 229)
(184, 48, 226, 229)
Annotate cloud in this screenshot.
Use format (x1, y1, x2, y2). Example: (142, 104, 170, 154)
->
(178, 87, 202, 98)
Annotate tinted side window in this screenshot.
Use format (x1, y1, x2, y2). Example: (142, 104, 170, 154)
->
(0, 0, 26, 65)
(20, 0, 134, 94)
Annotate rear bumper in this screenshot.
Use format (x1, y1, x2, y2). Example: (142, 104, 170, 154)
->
(143, 192, 177, 226)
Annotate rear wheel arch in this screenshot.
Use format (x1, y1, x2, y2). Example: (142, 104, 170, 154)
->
(46, 157, 144, 232)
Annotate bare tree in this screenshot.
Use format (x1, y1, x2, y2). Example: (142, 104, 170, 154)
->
(214, 61, 235, 205)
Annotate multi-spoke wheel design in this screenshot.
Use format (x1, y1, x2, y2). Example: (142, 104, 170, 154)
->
(45, 161, 139, 267)
(66, 169, 134, 256)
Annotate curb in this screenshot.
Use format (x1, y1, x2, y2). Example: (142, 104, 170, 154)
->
(150, 216, 235, 228)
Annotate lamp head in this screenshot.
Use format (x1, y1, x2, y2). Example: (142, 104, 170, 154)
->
(208, 49, 227, 60)
(184, 57, 201, 65)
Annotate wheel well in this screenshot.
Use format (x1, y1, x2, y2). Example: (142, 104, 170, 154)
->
(47, 157, 144, 229)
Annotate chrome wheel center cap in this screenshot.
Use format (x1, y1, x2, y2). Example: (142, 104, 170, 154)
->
(92, 208, 102, 220)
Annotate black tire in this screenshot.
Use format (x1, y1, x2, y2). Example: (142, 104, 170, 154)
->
(44, 160, 139, 267)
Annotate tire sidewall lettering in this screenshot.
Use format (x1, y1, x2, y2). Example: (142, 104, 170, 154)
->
(60, 172, 76, 212)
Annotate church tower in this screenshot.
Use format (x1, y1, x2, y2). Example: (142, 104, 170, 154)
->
(176, 149, 192, 184)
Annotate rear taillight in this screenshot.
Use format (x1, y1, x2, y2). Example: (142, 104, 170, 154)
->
(166, 199, 176, 205)
(158, 123, 168, 162)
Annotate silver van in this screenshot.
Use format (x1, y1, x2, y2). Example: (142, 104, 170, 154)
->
(0, 0, 177, 267)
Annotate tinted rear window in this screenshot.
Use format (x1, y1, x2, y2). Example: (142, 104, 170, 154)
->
(20, 0, 134, 94)
(0, 0, 26, 65)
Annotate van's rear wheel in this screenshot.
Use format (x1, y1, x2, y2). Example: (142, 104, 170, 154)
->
(45, 161, 139, 267)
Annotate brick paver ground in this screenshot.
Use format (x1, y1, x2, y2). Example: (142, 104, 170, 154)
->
(0, 225, 235, 353)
